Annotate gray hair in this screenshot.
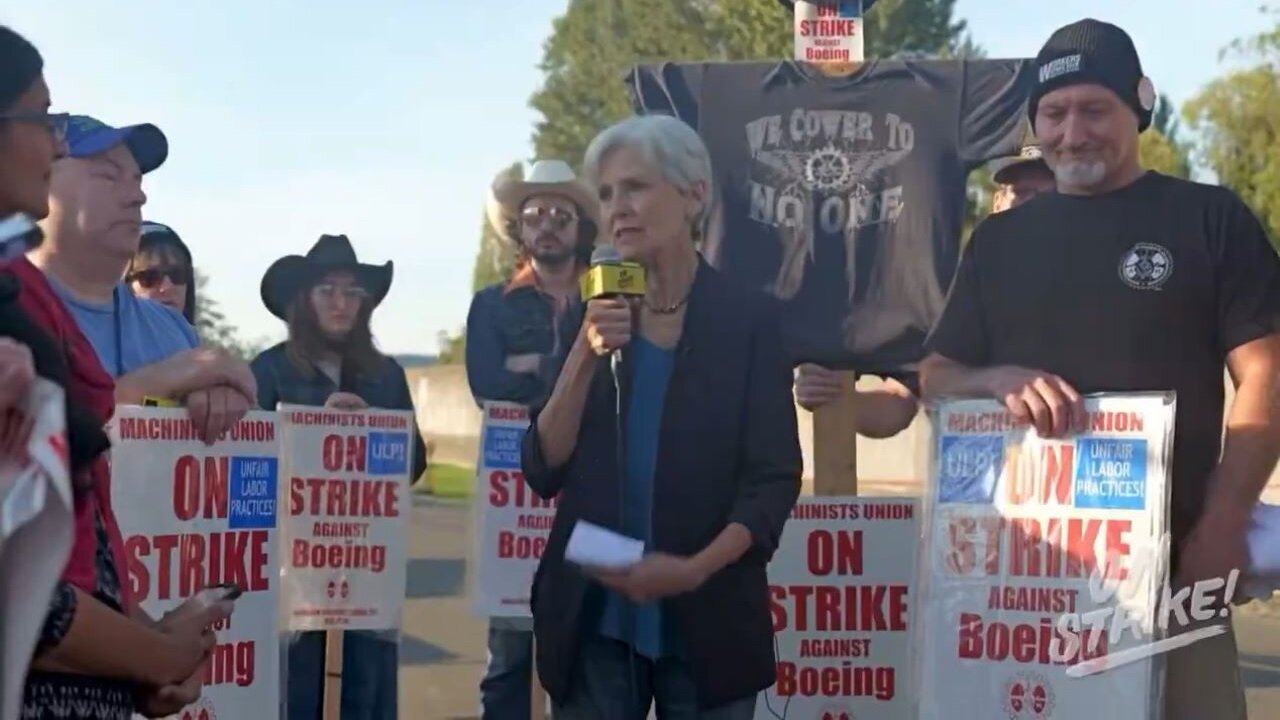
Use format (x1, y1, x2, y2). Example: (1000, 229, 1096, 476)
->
(582, 114, 714, 230)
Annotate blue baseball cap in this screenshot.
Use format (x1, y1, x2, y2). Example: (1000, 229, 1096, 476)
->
(63, 115, 169, 174)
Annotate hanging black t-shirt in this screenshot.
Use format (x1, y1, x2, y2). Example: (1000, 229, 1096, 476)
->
(626, 59, 1034, 373)
(926, 171, 1280, 544)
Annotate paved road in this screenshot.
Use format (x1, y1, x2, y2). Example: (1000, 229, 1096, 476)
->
(398, 496, 1280, 719)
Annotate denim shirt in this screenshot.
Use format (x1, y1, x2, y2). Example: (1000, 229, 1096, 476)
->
(250, 342, 428, 481)
(464, 267, 583, 409)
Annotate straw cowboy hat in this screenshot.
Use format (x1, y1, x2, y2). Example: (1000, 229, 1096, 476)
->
(485, 166, 520, 243)
(491, 159, 600, 236)
(260, 234, 393, 321)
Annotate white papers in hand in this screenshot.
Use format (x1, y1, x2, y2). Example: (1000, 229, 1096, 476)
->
(565, 520, 644, 570)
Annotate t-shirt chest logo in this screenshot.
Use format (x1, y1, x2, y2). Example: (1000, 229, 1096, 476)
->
(1118, 242, 1174, 290)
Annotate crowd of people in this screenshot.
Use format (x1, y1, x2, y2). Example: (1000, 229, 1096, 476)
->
(463, 16, 1280, 720)
(0, 24, 424, 720)
(4, 9, 1280, 720)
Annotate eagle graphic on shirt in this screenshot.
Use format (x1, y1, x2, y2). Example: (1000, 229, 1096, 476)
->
(743, 109, 916, 352)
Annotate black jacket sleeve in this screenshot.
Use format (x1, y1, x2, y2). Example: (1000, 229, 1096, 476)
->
(728, 296, 803, 561)
(520, 403, 573, 500)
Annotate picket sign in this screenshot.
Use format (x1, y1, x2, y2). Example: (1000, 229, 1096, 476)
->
(110, 407, 282, 720)
(275, 404, 412, 720)
(0, 379, 73, 720)
(914, 394, 1174, 720)
(470, 400, 552, 718)
(472, 401, 550, 617)
(275, 403, 411, 631)
(755, 497, 917, 720)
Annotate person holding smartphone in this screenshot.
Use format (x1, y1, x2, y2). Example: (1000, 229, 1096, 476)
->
(0, 25, 234, 720)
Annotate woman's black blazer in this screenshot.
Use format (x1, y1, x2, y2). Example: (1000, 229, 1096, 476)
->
(521, 256, 803, 709)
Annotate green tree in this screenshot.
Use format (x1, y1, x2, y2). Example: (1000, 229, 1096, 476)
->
(1140, 93, 1191, 179)
(194, 270, 264, 361)
(531, 0, 715, 165)
(471, 161, 524, 293)
(529, 0, 973, 166)
(1184, 10, 1280, 247)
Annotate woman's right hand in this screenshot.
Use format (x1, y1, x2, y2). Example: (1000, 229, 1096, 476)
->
(582, 298, 632, 356)
(155, 600, 230, 684)
(0, 337, 35, 412)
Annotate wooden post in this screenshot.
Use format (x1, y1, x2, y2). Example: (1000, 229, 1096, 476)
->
(321, 629, 344, 720)
(531, 635, 548, 720)
(805, 15, 866, 497)
(812, 371, 859, 495)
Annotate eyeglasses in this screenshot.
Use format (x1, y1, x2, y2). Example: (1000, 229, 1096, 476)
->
(127, 266, 192, 289)
(0, 111, 70, 146)
(520, 206, 577, 231)
(312, 283, 369, 303)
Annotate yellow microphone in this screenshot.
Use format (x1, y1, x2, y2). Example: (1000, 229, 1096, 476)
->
(580, 245, 646, 302)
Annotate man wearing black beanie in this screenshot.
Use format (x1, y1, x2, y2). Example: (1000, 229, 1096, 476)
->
(922, 18, 1280, 720)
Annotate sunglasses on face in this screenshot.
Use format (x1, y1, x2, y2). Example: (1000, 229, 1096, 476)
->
(312, 283, 369, 303)
(127, 266, 192, 289)
(0, 111, 70, 146)
(520, 206, 577, 231)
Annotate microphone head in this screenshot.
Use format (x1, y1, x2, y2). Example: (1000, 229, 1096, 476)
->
(590, 244, 623, 266)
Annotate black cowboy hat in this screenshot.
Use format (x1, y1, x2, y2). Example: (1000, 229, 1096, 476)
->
(778, 0, 879, 12)
(260, 234, 393, 321)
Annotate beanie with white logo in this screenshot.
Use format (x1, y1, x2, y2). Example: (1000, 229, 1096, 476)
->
(1028, 18, 1155, 133)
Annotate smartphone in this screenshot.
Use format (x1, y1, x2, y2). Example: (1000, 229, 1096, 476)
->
(163, 583, 242, 627)
(209, 582, 243, 601)
(193, 582, 243, 608)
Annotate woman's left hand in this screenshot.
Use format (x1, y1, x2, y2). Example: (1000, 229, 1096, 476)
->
(592, 553, 708, 603)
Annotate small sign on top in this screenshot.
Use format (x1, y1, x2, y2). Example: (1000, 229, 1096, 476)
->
(793, 0, 865, 65)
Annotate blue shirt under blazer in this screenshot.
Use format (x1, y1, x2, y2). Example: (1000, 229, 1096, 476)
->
(521, 256, 803, 710)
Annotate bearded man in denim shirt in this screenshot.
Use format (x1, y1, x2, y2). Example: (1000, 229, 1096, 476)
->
(464, 159, 598, 719)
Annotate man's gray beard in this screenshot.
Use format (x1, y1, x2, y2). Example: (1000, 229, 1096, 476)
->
(1053, 160, 1107, 189)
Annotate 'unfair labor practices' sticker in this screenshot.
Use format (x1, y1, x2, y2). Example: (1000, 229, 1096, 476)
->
(228, 456, 279, 529)
(1073, 438, 1147, 510)
(483, 426, 524, 470)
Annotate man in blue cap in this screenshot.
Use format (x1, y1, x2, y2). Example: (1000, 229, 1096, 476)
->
(30, 114, 256, 442)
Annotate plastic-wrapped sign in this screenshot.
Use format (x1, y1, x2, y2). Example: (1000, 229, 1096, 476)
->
(914, 394, 1174, 720)
(111, 407, 281, 720)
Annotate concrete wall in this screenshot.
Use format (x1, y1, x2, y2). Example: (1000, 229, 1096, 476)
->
(407, 365, 484, 467)
(407, 366, 944, 487)
(406, 365, 1280, 500)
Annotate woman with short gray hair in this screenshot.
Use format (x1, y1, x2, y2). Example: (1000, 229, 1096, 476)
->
(520, 113, 803, 718)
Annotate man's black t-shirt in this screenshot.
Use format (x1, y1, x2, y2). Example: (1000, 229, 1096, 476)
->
(927, 171, 1280, 542)
(626, 59, 1033, 373)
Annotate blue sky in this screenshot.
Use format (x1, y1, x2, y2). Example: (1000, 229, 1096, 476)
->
(3, 1, 1273, 355)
